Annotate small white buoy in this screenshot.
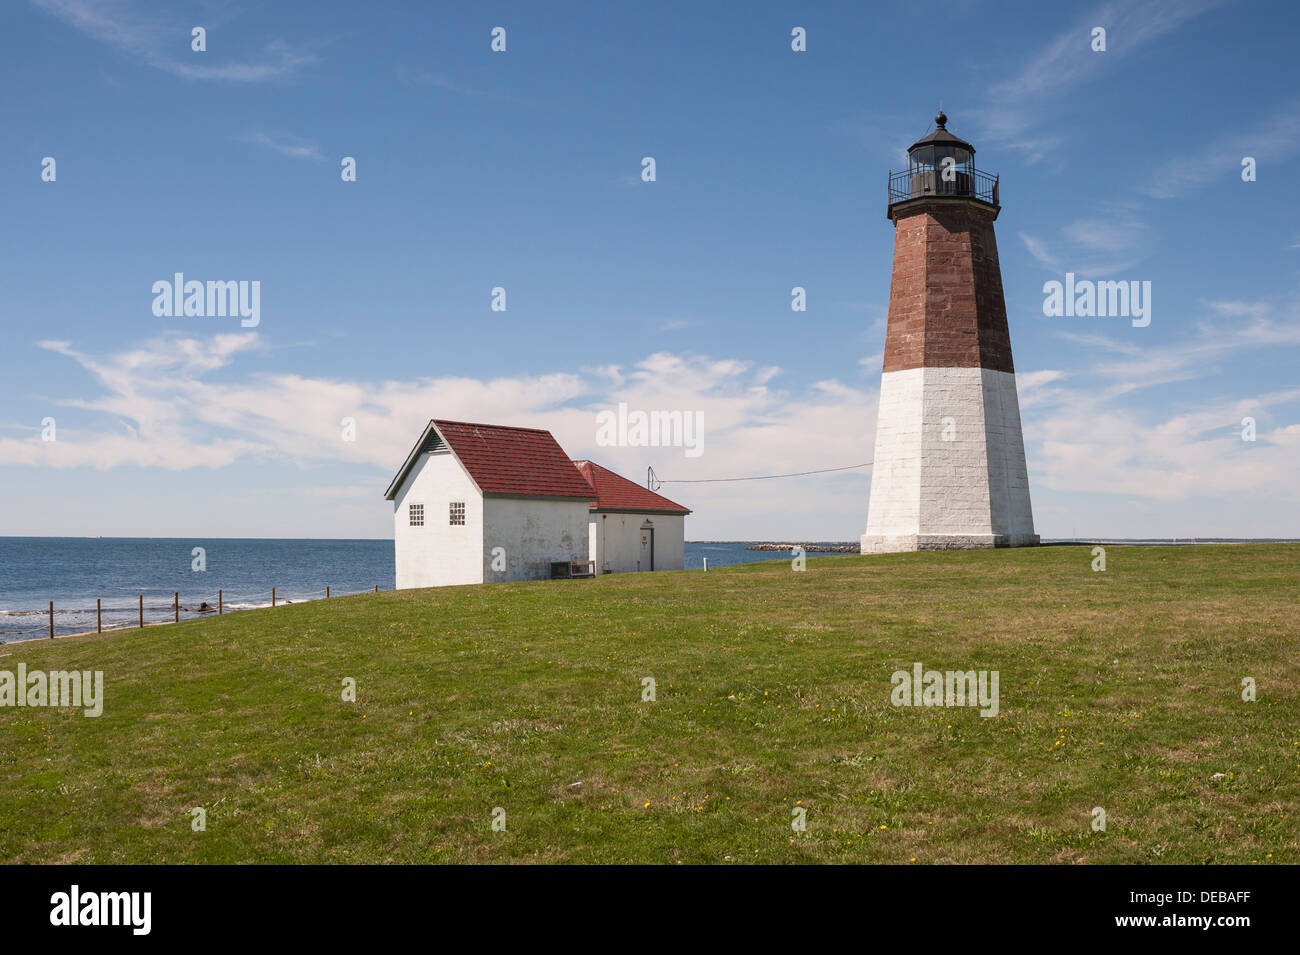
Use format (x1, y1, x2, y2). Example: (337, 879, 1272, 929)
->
(703, 557, 709, 572)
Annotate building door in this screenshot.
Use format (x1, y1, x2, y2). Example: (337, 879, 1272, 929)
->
(640, 521, 655, 571)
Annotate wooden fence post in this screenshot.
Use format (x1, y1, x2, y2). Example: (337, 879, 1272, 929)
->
(326, 586, 330, 599)
(374, 584, 378, 593)
(272, 587, 276, 608)
(97, 598, 102, 634)
(49, 601, 54, 639)
(174, 592, 179, 623)
(139, 594, 143, 628)
(219, 589, 223, 615)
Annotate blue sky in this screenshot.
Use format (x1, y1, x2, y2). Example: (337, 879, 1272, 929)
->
(2, 0, 1298, 540)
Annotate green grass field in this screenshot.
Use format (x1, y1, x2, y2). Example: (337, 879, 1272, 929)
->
(1, 543, 1296, 864)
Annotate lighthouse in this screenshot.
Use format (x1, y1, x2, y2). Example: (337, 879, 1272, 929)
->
(861, 111, 1038, 553)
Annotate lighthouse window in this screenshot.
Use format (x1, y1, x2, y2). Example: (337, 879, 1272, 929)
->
(449, 502, 466, 525)
(409, 503, 424, 527)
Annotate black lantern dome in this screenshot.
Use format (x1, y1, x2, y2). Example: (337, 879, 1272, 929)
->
(909, 110, 975, 165)
(887, 110, 998, 216)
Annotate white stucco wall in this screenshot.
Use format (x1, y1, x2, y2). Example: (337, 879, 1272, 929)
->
(918, 367, 996, 537)
(862, 367, 1036, 552)
(393, 451, 484, 588)
(483, 497, 590, 582)
(589, 512, 685, 573)
(980, 368, 1037, 540)
(862, 366, 925, 547)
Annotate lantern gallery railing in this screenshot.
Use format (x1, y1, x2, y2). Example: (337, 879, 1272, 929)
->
(888, 167, 999, 206)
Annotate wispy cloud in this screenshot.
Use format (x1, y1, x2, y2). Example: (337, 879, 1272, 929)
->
(1056, 331, 1143, 356)
(1017, 369, 1067, 391)
(244, 131, 325, 162)
(989, 0, 1228, 102)
(1205, 300, 1271, 321)
(397, 67, 492, 99)
(976, 0, 1231, 161)
(1019, 203, 1151, 277)
(394, 63, 530, 107)
(1019, 232, 1062, 271)
(1143, 104, 1300, 198)
(1046, 298, 1300, 396)
(1014, 369, 1070, 410)
(32, 0, 316, 82)
(857, 352, 883, 374)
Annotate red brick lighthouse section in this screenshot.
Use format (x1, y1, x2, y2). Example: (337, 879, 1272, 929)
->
(861, 112, 1037, 553)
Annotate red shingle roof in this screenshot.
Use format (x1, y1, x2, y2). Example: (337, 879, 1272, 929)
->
(431, 420, 595, 498)
(573, 460, 691, 514)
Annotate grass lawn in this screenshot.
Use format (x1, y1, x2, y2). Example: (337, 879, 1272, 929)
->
(1, 543, 1296, 864)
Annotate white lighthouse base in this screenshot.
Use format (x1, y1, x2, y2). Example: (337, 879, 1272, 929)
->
(861, 533, 1040, 552)
(861, 366, 1038, 554)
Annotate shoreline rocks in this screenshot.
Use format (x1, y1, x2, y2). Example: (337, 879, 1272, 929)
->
(745, 542, 858, 553)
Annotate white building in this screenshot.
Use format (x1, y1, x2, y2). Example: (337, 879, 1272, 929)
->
(385, 421, 692, 588)
(573, 460, 690, 574)
(385, 420, 595, 589)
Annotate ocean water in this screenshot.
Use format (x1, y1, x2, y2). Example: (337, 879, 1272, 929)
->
(0, 537, 851, 642)
(0, 538, 393, 642)
(684, 541, 856, 570)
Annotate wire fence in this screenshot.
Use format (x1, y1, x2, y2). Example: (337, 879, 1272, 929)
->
(0, 584, 389, 643)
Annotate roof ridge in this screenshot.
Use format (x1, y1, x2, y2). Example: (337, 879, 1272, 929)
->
(431, 418, 552, 434)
